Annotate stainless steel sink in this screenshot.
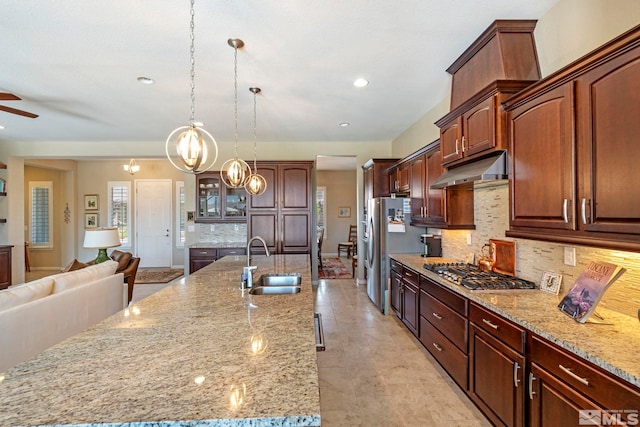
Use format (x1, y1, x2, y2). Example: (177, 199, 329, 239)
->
(255, 273, 302, 287)
(249, 285, 301, 295)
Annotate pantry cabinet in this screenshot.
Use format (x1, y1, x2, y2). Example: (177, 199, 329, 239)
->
(505, 25, 640, 252)
(247, 162, 312, 254)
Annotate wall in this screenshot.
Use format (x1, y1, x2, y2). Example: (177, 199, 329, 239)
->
(391, 0, 640, 318)
(317, 170, 358, 256)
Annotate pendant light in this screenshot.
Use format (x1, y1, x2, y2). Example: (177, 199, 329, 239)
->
(244, 87, 267, 195)
(220, 38, 251, 188)
(123, 158, 140, 175)
(165, 0, 218, 174)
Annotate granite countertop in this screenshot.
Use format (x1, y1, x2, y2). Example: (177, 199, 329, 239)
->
(390, 254, 640, 388)
(0, 255, 320, 427)
(189, 241, 247, 249)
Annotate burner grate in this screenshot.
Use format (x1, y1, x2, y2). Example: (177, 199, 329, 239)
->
(424, 262, 536, 291)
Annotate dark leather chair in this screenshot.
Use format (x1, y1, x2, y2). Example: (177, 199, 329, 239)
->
(108, 250, 140, 304)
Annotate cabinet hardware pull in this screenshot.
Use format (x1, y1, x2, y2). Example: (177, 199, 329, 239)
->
(461, 136, 466, 152)
(455, 139, 460, 155)
(559, 364, 589, 386)
(581, 198, 588, 224)
(432, 343, 443, 352)
(432, 312, 443, 320)
(482, 318, 499, 330)
(513, 362, 521, 387)
(529, 372, 537, 400)
(563, 199, 569, 223)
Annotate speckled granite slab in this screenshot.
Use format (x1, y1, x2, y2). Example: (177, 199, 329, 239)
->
(189, 241, 247, 249)
(0, 255, 320, 427)
(391, 254, 640, 388)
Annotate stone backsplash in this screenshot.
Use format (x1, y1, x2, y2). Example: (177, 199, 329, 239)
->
(194, 223, 248, 244)
(438, 181, 640, 319)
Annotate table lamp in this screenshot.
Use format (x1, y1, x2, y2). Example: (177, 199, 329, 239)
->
(83, 228, 121, 263)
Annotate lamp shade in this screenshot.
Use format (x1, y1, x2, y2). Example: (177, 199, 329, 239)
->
(83, 228, 121, 249)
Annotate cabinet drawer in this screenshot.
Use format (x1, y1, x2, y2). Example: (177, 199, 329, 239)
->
(420, 289, 467, 352)
(401, 267, 420, 287)
(390, 258, 402, 274)
(530, 335, 640, 413)
(217, 247, 246, 258)
(420, 317, 468, 390)
(469, 302, 525, 353)
(189, 248, 217, 258)
(421, 275, 468, 316)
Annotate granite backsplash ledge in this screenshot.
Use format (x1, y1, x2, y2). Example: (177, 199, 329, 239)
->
(439, 181, 640, 319)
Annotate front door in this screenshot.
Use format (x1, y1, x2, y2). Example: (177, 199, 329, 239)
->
(136, 180, 172, 268)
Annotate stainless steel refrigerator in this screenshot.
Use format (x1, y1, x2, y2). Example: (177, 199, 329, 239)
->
(366, 197, 424, 312)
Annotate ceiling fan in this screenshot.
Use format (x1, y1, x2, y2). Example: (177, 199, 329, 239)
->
(0, 92, 38, 118)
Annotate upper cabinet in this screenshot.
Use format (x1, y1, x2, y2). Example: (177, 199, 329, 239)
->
(389, 161, 410, 194)
(436, 20, 540, 168)
(505, 25, 640, 252)
(362, 158, 398, 202)
(195, 172, 247, 223)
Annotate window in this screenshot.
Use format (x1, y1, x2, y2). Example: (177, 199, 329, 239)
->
(316, 186, 326, 234)
(108, 181, 131, 247)
(176, 181, 185, 247)
(29, 181, 53, 248)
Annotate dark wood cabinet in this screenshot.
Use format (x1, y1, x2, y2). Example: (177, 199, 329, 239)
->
(409, 154, 425, 221)
(389, 161, 410, 194)
(189, 247, 246, 274)
(469, 302, 526, 427)
(389, 258, 402, 315)
(0, 245, 12, 289)
(505, 25, 640, 252)
(195, 172, 247, 223)
(247, 162, 312, 254)
(400, 267, 419, 336)
(528, 335, 640, 427)
(362, 159, 398, 203)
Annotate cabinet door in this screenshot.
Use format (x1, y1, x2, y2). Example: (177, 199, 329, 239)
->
(576, 45, 640, 235)
(401, 280, 418, 336)
(397, 162, 410, 192)
(529, 364, 617, 427)
(440, 117, 463, 165)
(410, 155, 425, 221)
(508, 83, 575, 231)
(425, 147, 446, 225)
(249, 164, 277, 209)
(463, 96, 495, 157)
(224, 187, 247, 219)
(469, 324, 525, 427)
(390, 270, 402, 316)
(280, 165, 311, 210)
(388, 166, 398, 193)
(196, 175, 222, 221)
(280, 211, 311, 253)
(363, 166, 373, 204)
(248, 212, 277, 253)
(0, 246, 11, 289)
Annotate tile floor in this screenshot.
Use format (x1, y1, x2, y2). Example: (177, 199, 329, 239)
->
(314, 258, 490, 427)
(26, 259, 490, 426)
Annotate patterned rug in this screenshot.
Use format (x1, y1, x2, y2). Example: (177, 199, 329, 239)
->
(135, 269, 184, 284)
(319, 257, 352, 279)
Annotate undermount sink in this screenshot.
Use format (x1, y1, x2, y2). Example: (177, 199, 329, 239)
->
(255, 273, 302, 287)
(249, 285, 301, 295)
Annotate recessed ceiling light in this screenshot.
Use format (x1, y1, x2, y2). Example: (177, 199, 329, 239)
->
(0, 125, 5, 130)
(339, 122, 350, 127)
(137, 76, 155, 84)
(353, 78, 369, 88)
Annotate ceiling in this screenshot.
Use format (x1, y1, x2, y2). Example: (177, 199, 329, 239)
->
(1, 0, 559, 151)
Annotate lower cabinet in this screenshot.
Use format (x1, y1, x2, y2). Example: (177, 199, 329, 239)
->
(189, 247, 246, 274)
(0, 245, 12, 290)
(400, 267, 419, 336)
(390, 259, 402, 315)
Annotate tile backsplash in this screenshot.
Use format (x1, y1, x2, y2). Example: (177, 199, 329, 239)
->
(440, 181, 640, 318)
(194, 223, 248, 243)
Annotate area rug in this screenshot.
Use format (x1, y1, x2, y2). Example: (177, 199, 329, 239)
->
(319, 257, 352, 279)
(135, 269, 184, 284)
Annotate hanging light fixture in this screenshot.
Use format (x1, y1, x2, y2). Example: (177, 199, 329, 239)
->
(244, 87, 267, 195)
(165, 0, 218, 174)
(220, 38, 251, 188)
(123, 158, 140, 175)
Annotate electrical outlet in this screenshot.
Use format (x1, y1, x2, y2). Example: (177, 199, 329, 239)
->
(564, 247, 576, 266)
(467, 234, 472, 246)
(210, 224, 215, 232)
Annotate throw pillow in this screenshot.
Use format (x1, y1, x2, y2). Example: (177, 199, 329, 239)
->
(110, 250, 132, 272)
(0, 278, 55, 311)
(62, 258, 88, 272)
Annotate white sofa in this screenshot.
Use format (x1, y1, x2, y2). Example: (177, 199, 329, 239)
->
(0, 260, 127, 372)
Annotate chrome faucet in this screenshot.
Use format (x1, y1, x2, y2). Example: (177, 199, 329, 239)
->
(242, 236, 270, 288)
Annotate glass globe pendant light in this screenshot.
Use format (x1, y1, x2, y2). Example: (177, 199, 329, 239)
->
(244, 87, 267, 196)
(220, 38, 251, 188)
(165, 0, 218, 174)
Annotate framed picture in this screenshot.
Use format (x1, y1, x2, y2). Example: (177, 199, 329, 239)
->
(186, 211, 195, 222)
(84, 194, 99, 210)
(540, 271, 563, 295)
(84, 213, 99, 228)
(338, 207, 351, 218)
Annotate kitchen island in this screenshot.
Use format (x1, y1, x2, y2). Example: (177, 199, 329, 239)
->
(0, 254, 320, 427)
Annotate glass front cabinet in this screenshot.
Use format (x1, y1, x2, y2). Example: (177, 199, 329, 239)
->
(196, 173, 247, 223)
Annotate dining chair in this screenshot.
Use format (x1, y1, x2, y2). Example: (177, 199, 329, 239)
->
(337, 225, 357, 258)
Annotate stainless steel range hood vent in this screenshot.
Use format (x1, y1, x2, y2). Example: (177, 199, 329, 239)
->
(430, 151, 507, 189)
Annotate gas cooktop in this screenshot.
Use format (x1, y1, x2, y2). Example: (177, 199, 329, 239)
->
(423, 262, 537, 291)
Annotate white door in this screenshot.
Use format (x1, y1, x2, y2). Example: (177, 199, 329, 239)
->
(136, 180, 172, 268)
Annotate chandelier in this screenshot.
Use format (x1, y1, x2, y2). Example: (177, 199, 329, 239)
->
(244, 87, 267, 195)
(123, 158, 140, 175)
